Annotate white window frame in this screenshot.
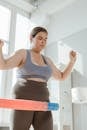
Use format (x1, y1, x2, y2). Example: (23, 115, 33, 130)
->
(0, 1, 31, 126)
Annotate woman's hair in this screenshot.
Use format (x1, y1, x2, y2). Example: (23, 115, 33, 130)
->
(30, 26, 48, 38)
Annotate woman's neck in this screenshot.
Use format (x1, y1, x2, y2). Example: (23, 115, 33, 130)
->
(30, 49, 41, 54)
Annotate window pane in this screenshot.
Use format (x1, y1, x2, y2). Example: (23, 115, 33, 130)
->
(12, 13, 35, 86)
(0, 5, 11, 94)
(0, 5, 11, 41)
(0, 5, 11, 124)
(0, 5, 11, 95)
(0, 71, 2, 96)
(15, 13, 35, 50)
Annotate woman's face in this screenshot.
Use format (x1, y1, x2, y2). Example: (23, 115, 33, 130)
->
(30, 31, 48, 51)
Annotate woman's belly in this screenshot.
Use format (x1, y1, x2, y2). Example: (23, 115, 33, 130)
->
(26, 77, 47, 83)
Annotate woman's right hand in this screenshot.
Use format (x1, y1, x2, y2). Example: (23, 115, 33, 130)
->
(0, 39, 4, 48)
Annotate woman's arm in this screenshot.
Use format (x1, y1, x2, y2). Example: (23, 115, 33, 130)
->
(47, 50, 77, 80)
(0, 40, 26, 70)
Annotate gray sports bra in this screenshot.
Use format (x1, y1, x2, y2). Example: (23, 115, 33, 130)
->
(16, 50, 52, 81)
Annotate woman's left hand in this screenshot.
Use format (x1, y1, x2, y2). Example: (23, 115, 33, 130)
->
(69, 50, 77, 63)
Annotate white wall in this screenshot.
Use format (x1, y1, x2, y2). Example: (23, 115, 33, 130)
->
(46, 0, 87, 130)
(47, 0, 87, 43)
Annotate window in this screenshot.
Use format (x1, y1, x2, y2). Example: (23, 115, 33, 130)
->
(0, 4, 11, 125)
(15, 14, 35, 50)
(0, 5, 11, 55)
(12, 13, 35, 86)
(0, 5, 11, 41)
(0, 5, 11, 96)
(0, 3, 36, 125)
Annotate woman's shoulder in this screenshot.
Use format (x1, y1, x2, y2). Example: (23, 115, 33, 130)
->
(15, 49, 28, 61)
(15, 49, 28, 55)
(15, 49, 29, 67)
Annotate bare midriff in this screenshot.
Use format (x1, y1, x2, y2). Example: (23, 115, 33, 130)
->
(17, 78, 47, 83)
(26, 78, 47, 83)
